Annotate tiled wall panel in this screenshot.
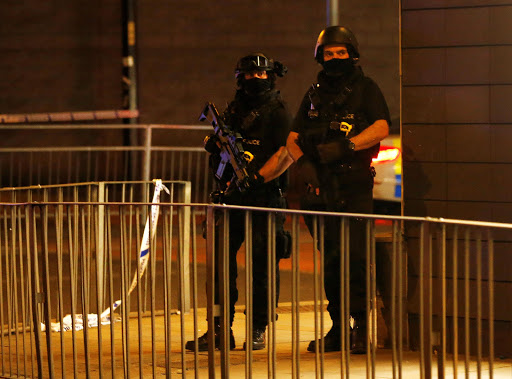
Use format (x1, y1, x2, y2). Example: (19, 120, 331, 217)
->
(403, 1, 512, 346)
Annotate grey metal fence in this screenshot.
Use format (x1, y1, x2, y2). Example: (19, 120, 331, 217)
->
(0, 124, 213, 204)
(0, 199, 510, 378)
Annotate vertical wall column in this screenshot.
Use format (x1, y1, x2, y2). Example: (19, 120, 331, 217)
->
(402, 0, 512, 357)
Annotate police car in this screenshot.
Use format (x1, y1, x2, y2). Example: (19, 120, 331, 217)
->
(372, 128, 401, 214)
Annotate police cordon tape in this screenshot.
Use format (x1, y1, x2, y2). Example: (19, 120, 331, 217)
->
(0, 109, 139, 124)
(41, 179, 170, 333)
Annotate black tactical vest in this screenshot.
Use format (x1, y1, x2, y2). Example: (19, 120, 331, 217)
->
(298, 71, 379, 168)
(224, 90, 289, 192)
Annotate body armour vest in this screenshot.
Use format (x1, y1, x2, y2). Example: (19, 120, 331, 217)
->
(297, 69, 380, 168)
(225, 91, 286, 160)
(224, 89, 289, 191)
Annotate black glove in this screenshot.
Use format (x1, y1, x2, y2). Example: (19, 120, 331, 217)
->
(247, 170, 265, 188)
(316, 138, 355, 164)
(245, 163, 265, 188)
(296, 155, 320, 188)
(204, 133, 221, 154)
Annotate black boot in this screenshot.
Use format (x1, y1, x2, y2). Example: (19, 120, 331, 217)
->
(185, 327, 235, 352)
(307, 326, 341, 352)
(350, 317, 367, 354)
(243, 327, 266, 351)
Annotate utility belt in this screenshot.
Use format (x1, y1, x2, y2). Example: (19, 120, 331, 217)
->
(251, 179, 284, 197)
(319, 161, 376, 196)
(326, 160, 374, 175)
(264, 182, 284, 197)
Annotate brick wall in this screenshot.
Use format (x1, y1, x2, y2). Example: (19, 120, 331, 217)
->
(1, 1, 399, 127)
(0, 0, 122, 114)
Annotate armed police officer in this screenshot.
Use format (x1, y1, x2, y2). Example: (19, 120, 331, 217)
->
(258, 26, 390, 353)
(185, 53, 292, 352)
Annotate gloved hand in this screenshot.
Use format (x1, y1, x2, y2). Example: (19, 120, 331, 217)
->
(204, 133, 221, 154)
(316, 138, 355, 164)
(297, 155, 320, 188)
(247, 170, 265, 188)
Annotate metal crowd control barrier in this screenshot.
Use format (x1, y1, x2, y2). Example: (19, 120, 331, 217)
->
(0, 201, 510, 378)
(0, 180, 192, 315)
(0, 124, 213, 203)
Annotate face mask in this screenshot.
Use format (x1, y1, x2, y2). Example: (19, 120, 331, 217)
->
(242, 78, 272, 96)
(322, 58, 354, 76)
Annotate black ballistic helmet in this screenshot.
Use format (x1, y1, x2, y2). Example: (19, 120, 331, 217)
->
(235, 53, 287, 78)
(314, 26, 360, 63)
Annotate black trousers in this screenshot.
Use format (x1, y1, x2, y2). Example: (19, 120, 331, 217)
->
(213, 191, 286, 329)
(301, 185, 373, 327)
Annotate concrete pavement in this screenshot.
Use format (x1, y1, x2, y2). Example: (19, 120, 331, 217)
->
(4, 303, 511, 378)
(179, 305, 512, 378)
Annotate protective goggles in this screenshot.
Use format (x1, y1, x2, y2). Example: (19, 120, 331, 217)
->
(235, 55, 273, 76)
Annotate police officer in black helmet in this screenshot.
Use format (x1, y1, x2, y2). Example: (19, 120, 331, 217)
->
(257, 26, 391, 353)
(185, 53, 292, 352)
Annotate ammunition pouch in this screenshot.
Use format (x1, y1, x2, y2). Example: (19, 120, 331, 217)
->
(327, 159, 372, 173)
(300, 190, 326, 211)
(276, 230, 292, 259)
(200, 211, 223, 239)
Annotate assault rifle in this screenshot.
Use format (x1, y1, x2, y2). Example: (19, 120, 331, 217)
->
(199, 102, 253, 194)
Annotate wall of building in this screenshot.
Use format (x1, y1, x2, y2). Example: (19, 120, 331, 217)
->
(402, 0, 512, 356)
(338, 0, 400, 124)
(0, 0, 122, 115)
(0, 1, 399, 126)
